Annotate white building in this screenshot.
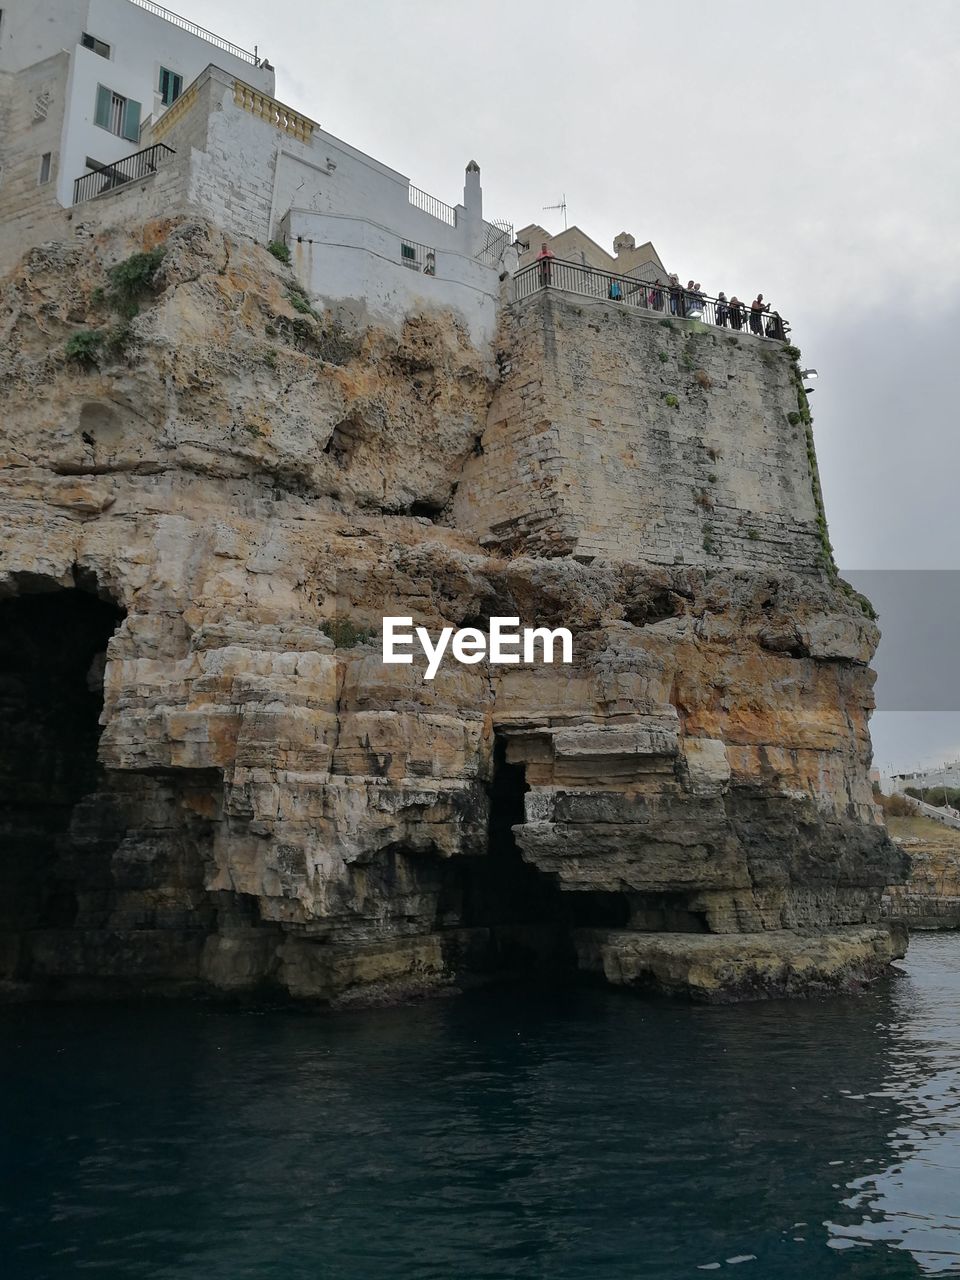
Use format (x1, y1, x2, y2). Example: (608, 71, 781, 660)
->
(0, 0, 275, 208)
(0, 1, 512, 349)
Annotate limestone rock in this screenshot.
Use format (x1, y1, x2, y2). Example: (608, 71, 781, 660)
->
(0, 218, 907, 1005)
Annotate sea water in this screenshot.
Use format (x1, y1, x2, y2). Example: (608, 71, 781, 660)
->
(3, 935, 960, 1278)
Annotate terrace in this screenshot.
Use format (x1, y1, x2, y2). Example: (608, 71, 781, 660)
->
(514, 258, 789, 339)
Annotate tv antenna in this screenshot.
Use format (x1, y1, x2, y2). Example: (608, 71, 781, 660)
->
(543, 194, 568, 230)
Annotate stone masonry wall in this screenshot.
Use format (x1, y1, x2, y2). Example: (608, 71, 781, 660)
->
(454, 291, 824, 569)
(0, 53, 71, 273)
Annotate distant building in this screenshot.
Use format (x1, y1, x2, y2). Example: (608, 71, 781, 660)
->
(515, 225, 667, 283)
(888, 762, 960, 794)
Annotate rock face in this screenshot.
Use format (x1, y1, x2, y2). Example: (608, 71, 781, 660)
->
(884, 817, 960, 931)
(0, 219, 906, 1003)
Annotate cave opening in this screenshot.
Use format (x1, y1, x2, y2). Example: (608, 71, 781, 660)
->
(0, 587, 126, 987)
(433, 738, 637, 983)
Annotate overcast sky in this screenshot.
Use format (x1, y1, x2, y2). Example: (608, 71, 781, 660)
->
(188, 0, 960, 769)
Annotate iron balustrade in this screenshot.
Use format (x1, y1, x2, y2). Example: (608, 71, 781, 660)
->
(128, 0, 260, 65)
(514, 258, 789, 339)
(399, 239, 436, 272)
(475, 218, 514, 266)
(73, 144, 175, 205)
(408, 184, 457, 227)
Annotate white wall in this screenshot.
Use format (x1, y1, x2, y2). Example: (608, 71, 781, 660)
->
(272, 127, 482, 256)
(2, 0, 274, 206)
(0, 0, 89, 72)
(285, 209, 501, 349)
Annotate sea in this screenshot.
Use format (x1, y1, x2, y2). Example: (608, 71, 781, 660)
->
(3, 934, 960, 1278)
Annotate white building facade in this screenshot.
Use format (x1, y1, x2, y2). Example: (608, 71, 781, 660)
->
(0, 0, 275, 208)
(1, 0, 514, 352)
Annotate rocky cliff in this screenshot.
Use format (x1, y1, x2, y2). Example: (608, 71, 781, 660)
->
(884, 815, 960, 931)
(0, 218, 906, 1003)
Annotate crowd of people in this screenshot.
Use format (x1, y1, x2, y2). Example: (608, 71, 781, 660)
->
(532, 244, 788, 340)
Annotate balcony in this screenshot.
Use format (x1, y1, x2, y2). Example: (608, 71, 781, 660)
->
(73, 144, 176, 205)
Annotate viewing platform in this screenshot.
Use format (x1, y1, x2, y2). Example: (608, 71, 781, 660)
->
(514, 258, 789, 341)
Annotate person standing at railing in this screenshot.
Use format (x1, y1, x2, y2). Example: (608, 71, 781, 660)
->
(765, 311, 785, 340)
(750, 293, 767, 335)
(729, 296, 744, 330)
(669, 275, 684, 316)
(537, 242, 555, 288)
(608, 277, 623, 301)
(687, 282, 705, 319)
(649, 279, 665, 311)
(716, 292, 729, 327)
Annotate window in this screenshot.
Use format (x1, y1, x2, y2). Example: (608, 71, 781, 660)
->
(81, 32, 111, 58)
(94, 84, 141, 141)
(158, 67, 183, 107)
(401, 243, 417, 267)
(38, 152, 51, 185)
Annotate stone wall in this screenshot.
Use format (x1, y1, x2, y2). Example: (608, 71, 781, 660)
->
(454, 290, 825, 568)
(0, 53, 71, 272)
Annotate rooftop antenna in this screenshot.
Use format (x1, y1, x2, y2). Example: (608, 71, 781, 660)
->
(543, 194, 568, 230)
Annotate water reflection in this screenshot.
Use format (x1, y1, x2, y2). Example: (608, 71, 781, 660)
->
(827, 936, 960, 1275)
(2, 939, 960, 1277)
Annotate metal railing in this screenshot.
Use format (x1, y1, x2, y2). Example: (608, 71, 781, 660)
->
(399, 239, 436, 272)
(408, 184, 457, 226)
(73, 143, 175, 205)
(475, 218, 514, 266)
(128, 0, 260, 65)
(514, 258, 789, 339)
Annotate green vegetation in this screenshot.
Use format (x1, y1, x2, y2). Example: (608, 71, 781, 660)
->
(906, 785, 960, 808)
(701, 522, 717, 555)
(707, 473, 718, 484)
(784, 345, 837, 576)
(105, 247, 165, 318)
(879, 793, 916, 819)
(321, 620, 376, 648)
(287, 288, 314, 315)
(268, 240, 292, 264)
(747, 528, 760, 541)
(839, 577, 878, 620)
(658, 351, 669, 363)
(65, 330, 103, 370)
(786, 410, 801, 427)
(102, 321, 134, 357)
(658, 318, 674, 330)
(664, 393, 679, 409)
(315, 321, 361, 365)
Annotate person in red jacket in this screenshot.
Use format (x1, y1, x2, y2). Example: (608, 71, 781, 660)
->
(536, 242, 555, 287)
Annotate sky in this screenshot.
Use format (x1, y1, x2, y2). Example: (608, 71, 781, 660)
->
(186, 0, 960, 769)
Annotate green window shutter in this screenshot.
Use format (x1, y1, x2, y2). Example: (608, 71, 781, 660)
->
(160, 69, 183, 106)
(94, 83, 111, 129)
(122, 97, 141, 142)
